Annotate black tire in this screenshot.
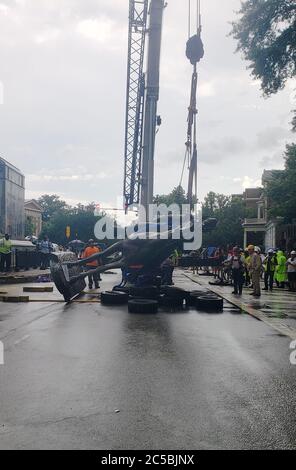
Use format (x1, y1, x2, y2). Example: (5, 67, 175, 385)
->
(101, 291, 129, 306)
(190, 290, 206, 296)
(129, 286, 159, 300)
(195, 295, 223, 312)
(128, 299, 158, 314)
(160, 286, 190, 301)
(113, 286, 130, 294)
(188, 290, 206, 306)
(160, 295, 184, 309)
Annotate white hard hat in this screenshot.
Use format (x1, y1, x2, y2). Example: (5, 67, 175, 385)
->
(291, 251, 296, 255)
(268, 249, 274, 254)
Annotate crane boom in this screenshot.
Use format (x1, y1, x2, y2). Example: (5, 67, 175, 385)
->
(124, 0, 149, 209)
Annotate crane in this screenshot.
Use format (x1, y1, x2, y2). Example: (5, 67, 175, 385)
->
(123, 0, 165, 212)
(124, 0, 203, 213)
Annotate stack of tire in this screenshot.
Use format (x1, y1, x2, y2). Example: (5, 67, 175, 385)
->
(159, 286, 189, 310)
(128, 286, 159, 314)
(100, 286, 223, 314)
(190, 290, 223, 312)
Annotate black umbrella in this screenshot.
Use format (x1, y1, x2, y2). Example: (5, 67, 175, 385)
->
(68, 240, 85, 252)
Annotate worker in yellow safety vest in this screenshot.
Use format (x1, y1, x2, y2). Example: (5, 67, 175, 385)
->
(0, 234, 12, 272)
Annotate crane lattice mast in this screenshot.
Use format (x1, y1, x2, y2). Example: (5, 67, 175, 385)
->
(124, 0, 149, 210)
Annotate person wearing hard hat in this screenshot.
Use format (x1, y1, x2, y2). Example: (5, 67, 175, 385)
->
(262, 249, 277, 292)
(82, 239, 101, 290)
(243, 249, 251, 286)
(286, 251, 296, 292)
(247, 244, 262, 297)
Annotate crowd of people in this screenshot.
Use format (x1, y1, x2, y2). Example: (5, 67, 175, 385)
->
(1, 233, 296, 299)
(0, 234, 103, 286)
(210, 245, 296, 297)
(38, 236, 103, 290)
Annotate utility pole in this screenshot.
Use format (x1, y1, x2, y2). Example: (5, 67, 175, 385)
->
(140, 0, 165, 212)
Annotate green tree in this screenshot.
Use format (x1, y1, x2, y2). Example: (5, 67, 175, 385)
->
(154, 185, 188, 206)
(202, 193, 246, 247)
(202, 192, 231, 218)
(38, 194, 69, 222)
(41, 210, 102, 245)
(266, 143, 296, 220)
(231, 0, 296, 129)
(40, 203, 116, 246)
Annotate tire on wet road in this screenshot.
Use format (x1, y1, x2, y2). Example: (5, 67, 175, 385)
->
(195, 295, 223, 312)
(128, 299, 159, 314)
(112, 286, 130, 294)
(159, 295, 185, 310)
(101, 291, 129, 306)
(188, 290, 206, 306)
(129, 286, 159, 300)
(160, 286, 190, 301)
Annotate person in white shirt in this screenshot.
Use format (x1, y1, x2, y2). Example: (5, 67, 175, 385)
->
(286, 251, 296, 292)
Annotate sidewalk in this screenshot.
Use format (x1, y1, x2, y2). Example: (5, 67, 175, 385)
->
(184, 270, 296, 340)
(0, 281, 102, 303)
(0, 268, 51, 284)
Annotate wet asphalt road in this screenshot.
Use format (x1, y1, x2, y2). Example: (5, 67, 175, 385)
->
(0, 274, 295, 450)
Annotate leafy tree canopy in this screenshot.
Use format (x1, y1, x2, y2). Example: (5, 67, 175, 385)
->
(266, 143, 296, 220)
(154, 188, 247, 248)
(38, 195, 108, 245)
(202, 192, 231, 218)
(202, 192, 246, 248)
(38, 194, 69, 222)
(41, 210, 103, 246)
(153, 185, 188, 206)
(231, 0, 296, 129)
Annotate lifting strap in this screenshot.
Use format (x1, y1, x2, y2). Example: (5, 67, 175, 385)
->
(180, 0, 203, 205)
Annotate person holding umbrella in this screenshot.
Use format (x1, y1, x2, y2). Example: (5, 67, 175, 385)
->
(68, 239, 85, 256)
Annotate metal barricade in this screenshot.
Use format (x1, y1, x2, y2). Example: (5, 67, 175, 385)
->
(14, 249, 41, 271)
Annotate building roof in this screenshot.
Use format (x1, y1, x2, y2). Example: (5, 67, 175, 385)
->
(24, 199, 43, 212)
(244, 188, 262, 199)
(0, 156, 24, 175)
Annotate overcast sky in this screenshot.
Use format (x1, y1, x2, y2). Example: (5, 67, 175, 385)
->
(0, 0, 294, 208)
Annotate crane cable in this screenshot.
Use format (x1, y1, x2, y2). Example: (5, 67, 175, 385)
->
(180, 0, 203, 201)
(180, 0, 196, 187)
(188, 0, 201, 37)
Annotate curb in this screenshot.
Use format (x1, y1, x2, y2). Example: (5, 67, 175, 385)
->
(183, 272, 296, 341)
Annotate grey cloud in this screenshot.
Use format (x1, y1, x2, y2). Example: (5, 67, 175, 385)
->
(0, 0, 293, 204)
(256, 127, 291, 150)
(199, 136, 249, 165)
